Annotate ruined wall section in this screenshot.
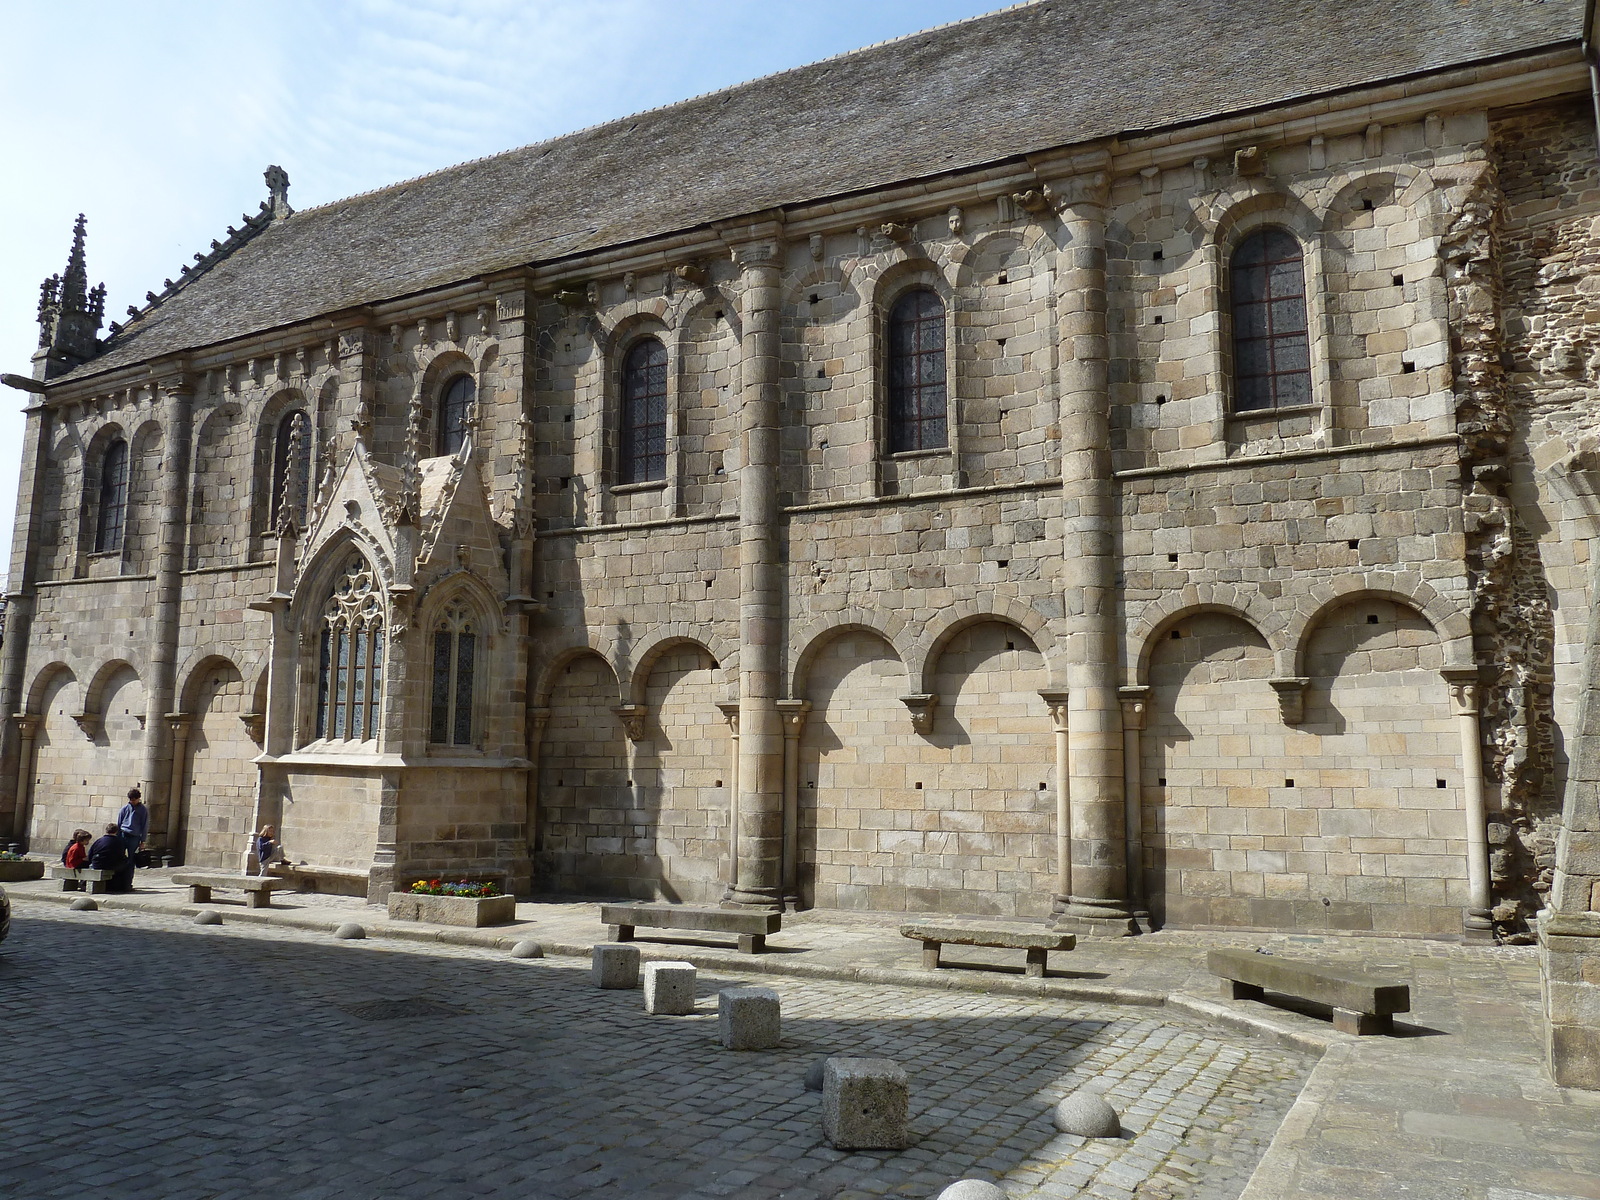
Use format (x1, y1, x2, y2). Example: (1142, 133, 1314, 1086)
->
(1492, 96, 1600, 929)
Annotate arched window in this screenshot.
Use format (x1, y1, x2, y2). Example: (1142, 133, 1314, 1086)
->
(1231, 228, 1311, 412)
(270, 410, 311, 530)
(620, 338, 668, 483)
(438, 374, 475, 457)
(315, 555, 385, 742)
(429, 600, 478, 746)
(94, 437, 129, 554)
(887, 289, 947, 452)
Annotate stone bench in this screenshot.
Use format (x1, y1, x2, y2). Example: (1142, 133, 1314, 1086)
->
(172, 872, 292, 909)
(264, 863, 370, 897)
(900, 922, 1077, 977)
(49, 867, 115, 894)
(601, 903, 782, 954)
(1208, 947, 1411, 1035)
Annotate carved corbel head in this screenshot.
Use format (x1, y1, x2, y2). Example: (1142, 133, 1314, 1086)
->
(613, 704, 648, 742)
(1268, 677, 1309, 726)
(1117, 686, 1148, 732)
(71, 711, 102, 740)
(674, 262, 708, 288)
(1442, 667, 1481, 717)
(900, 694, 938, 735)
(240, 710, 266, 747)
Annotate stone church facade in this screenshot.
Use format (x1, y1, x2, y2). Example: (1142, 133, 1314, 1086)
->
(5, 2, 1600, 1012)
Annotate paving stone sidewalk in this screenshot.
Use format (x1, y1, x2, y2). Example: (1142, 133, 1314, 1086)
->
(6, 874, 1600, 1198)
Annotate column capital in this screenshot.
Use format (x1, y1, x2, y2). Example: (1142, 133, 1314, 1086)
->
(1442, 667, 1481, 716)
(1039, 689, 1071, 732)
(1268, 677, 1309, 726)
(1117, 685, 1149, 731)
(612, 704, 647, 742)
(716, 701, 740, 734)
(528, 705, 553, 735)
(12, 713, 39, 739)
(899, 693, 938, 735)
(1044, 170, 1110, 213)
(776, 698, 811, 736)
(165, 712, 193, 738)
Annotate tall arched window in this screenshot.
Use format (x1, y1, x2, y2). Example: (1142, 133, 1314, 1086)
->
(315, 556, 385, 742)
(429, 600, 478, 746)
(620, 338, 668, 483)
(270, 410, 311, 530)
(1231, 228, 1311, 412)
(887, 289, 947, 452)
(438, 374, 475, 456)
(94, 437, 129, 554)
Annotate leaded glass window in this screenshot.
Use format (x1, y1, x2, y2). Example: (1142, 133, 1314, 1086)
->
(94, 437, 129, 554)
(1231, 228, 1312, 412)
(429, 600, 478, 747)
(439, 374, 475, 456)
(887, 289, 947, 452)
(270, 410, 311, 530)
(620, 338, 667, 483)
(315, 556, 384, 742)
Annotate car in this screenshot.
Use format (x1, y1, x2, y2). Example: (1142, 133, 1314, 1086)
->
(0, 883, 9, 944)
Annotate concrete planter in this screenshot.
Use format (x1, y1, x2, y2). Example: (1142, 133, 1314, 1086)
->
(0, 860, 45, 882)
(387, 891, 517, 927)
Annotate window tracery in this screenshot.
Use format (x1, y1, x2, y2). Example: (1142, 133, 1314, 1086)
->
(429, 599, 478, 746)
(315, 556, 384, 742)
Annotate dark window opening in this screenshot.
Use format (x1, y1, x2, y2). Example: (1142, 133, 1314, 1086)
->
(1231, 228, 1311, 412)
(438, 374, 475, 456)
(887, 288, 947, 453)
(95, 438, 129, 554)
(429, 602, 478, 747)
(621, 337, 668, 483)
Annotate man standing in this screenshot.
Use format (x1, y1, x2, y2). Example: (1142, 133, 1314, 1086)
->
(117, 787, 149, 873)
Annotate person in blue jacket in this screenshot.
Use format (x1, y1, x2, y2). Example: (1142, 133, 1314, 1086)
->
(117, 788, 149, 871)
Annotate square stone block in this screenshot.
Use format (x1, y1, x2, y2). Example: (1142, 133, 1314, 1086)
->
(592, 942, 640, 989)
(822, 1057, 910, 1150)
(643, 961, 696, 1015)
(718, 987, 780, 1049)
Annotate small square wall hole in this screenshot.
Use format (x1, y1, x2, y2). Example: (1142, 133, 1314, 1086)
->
(1401, 360, 1416, 374)
(1348, 539, 1359, 550)
(1284, 778, 1296, 788)
(997, 272, 1008, 284)
(997, 559, 1009, 569)
(1152, 248, 1164, 261)
(914, 781, 923, 790)
(560, 477, 570, 489)
(1392, 274, 1404, 287)
(809, 293, 819, 304)
(546, 590, 554, 599)
(1360, 197, 1375, 210)
(1170, 628, 1182, 638)
(1005, 640, 1016, 651)
(1037, 781, 1046, 790)
(1168, 553, 1179, 563)
(715, 779, 724, 788)
(1155, 394, 1168, 405)
(816, 368, 825, 378)
(1367, 613, 1380, 624)
(714, 309, 724, 319)
(1436, 779, 1447, 789)
(1157, 777, 1168, 787)
(997, 338, 1007, 349)
(1153, 314, 1164, 324)
(563, 413, 572, 422)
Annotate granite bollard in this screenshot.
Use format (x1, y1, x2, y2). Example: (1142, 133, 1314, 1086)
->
(718, 987, 780, 1049)
(593, 942, 640, 989)
(643, 961, 696, 1014)
(822, 1057, 910, 1149)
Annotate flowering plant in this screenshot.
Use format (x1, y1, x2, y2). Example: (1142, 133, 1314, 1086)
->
(409, 878, 501, 898)
(0, 850, 25, 861)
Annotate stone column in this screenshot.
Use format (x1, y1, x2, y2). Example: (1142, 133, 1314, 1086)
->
(525, 706, 551, 879)
(1118, 686, 1150, 927)
(724, 225, 785, 909)
(142, 369, 194, 830)
(0, 392, 53, 839)
(1444, 667, 1493, 939)
(10, 715, 39, 844)
(1039, 691, 1071, 901)
(1051, 170, 1135, 936)
(717, 701, 740, 887)
(776, 699, 811, 908)
(163, 714, 193, 856)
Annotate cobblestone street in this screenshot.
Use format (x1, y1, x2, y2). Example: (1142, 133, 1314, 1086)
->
(0, 907, 1307, 1200)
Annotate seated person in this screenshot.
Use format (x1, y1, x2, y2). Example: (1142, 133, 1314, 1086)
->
(87, 823, 133, 893)
(254, 825, 286, 876)
(59, 829, 91, 888)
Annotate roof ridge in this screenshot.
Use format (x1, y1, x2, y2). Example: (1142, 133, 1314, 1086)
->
(287, 1, 1045, 221)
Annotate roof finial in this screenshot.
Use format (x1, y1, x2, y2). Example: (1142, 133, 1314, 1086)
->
(265, 165, 293, 219)
(33, 214, 105, 379)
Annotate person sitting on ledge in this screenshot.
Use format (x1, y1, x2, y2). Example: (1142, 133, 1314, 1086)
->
(87, 823, 132, 893)
(254, 825, 286, 876)
(59, 829, 91, 888)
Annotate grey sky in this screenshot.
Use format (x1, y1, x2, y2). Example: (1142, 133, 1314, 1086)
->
(0, 0, 1007, 576)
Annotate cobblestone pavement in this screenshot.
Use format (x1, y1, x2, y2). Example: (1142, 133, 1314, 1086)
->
(1, 906, 1307, 1200)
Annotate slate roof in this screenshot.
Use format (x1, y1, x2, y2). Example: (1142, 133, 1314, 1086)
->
(66, 0, 1583, 384)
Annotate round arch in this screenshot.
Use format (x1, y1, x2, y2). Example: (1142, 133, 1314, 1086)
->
(1129, 586, 1291, 685)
